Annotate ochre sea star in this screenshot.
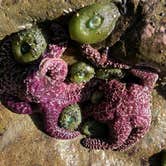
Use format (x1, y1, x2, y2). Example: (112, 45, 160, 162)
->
(0, 25, 159, 150)
(0, 28, 93, 139)
(81, 44, 159, 151)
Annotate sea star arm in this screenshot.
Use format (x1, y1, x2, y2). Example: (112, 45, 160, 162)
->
(1, 95, 33, 114)
(116, 116, 150, 151)
(43, 44, 66, 59)
(81, 44, 130, 69)
(91, 102, 115, 122)
(90, 80, 126, 122)
(81, 137, 110, 150)
(108, 116, 132, 150)
(81, 117, 132, 150)
(42, 104, 80, 139)
(130, 67, 158, 90)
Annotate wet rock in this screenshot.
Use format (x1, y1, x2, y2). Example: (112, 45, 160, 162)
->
(120, 0, 166, 72)
(0, 0, 111, 40)
(0, 0, 166, 165)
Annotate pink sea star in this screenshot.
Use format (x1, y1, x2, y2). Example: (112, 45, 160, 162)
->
(0, 28, 93, 139)
(81, 44, 159, 151)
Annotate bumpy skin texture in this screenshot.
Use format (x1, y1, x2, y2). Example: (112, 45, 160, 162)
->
(0, 24, 159, 149)
(81, 44, 159, 151)
(0, 25, 93, 139)
(81, 44, 130, 69)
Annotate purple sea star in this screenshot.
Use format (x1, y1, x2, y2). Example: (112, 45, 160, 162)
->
(81, 44, 159, 151)
(81, 44, 130, 69)
(0, 28, 93, 139)
(0, 25, 159, 150)
(24, 57, 91, 139)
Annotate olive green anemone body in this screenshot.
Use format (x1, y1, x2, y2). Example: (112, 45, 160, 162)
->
(12, 27, 47, 64)
(59, 104, 82, 131)
(70, 62, 95, 83)
(96, 68, 125, 80)
(69, 2, 120, 44)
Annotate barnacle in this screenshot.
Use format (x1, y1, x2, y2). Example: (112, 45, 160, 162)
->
(70, 62, 95, 83)
(69, 3, 120, 44)
(12, 27, 47, 64)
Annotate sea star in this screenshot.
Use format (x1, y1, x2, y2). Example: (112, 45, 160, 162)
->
(81, 44, 130, 69)
(0, 26, 93, 139)
(81, 44, 159, 151)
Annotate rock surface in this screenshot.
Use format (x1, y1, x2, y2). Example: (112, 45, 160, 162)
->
(121, 0, 166, 72)
(0, 0, 111, 40)
(0, 0, 166, 165)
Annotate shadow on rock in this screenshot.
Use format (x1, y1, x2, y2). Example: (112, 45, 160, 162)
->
(156, 76, 166, 100)
(30, 113, 45, 133)
(149, 150, 165, 166)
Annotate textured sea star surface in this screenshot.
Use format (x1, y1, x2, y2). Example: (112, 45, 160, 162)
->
(0, 25, 159, 150)
(81, 44, 159, 151)
(0, 24, 93, 139)
(81, 44, 130, 69)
